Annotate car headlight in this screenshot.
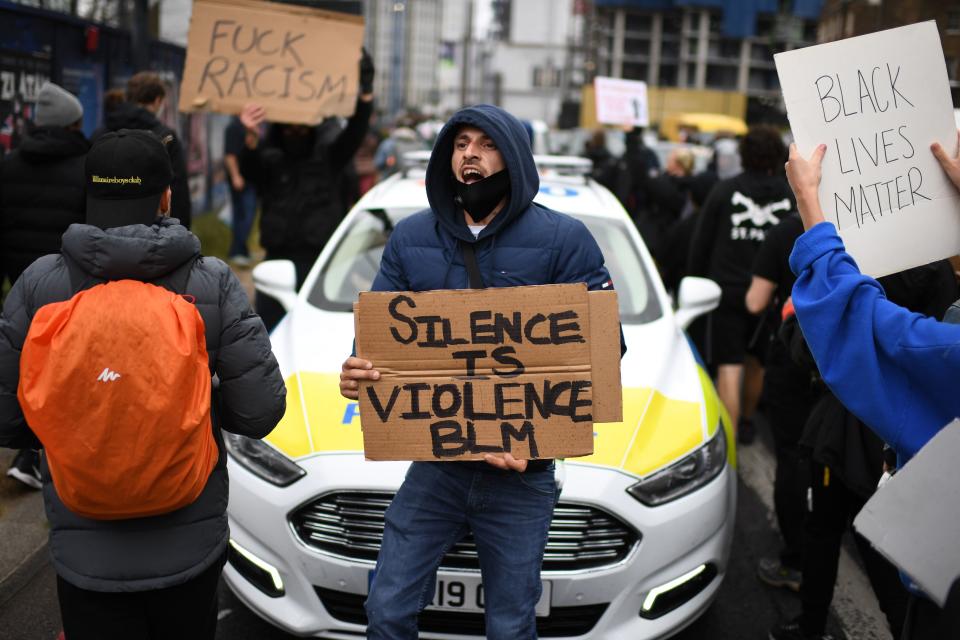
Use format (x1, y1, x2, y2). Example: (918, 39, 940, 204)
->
(223, 432, 306, 487)
(626, 426, 727, 506)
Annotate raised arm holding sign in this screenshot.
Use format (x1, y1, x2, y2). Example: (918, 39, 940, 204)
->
(179, 0, 365, 125)
(781, 24, 960, 633)
(775, 21, 960, 277)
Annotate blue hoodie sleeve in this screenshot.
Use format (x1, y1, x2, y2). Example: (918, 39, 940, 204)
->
(790, 221, 960, 459)
(553, 217, 626, 356)
(553, 217, 613, 290)
(370, 227, 410, 293)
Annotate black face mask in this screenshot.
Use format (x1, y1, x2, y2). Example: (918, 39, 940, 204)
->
(454, 170, 510, 222)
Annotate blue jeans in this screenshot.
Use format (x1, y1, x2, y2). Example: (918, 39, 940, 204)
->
(365, 461, 557, 640)
(228, 185, 256, 258)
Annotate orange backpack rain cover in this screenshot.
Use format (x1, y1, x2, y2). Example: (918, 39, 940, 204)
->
(17, 280, 218, 520)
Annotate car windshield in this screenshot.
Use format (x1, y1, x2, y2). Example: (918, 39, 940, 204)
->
(308, 207, 662, 324)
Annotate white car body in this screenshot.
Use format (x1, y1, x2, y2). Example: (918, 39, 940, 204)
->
(224, 156, 736, 639)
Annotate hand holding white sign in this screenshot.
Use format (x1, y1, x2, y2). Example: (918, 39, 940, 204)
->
(931, 130, 960, 193)
(785, 143, 828, 230)
(775, 21, 960, 277)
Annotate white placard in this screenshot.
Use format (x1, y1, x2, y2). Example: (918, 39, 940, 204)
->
(775, 21, 960, 277)
(854, 419, 960, 607)
(594, 76, 649, 127)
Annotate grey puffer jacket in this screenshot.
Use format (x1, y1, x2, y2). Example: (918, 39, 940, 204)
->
(0, 218, 286, 591)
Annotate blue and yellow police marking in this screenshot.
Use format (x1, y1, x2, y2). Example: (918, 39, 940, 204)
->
(538, 185, 579, 197)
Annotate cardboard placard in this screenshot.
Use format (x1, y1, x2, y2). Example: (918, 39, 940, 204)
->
(594, 76, 649, 127)
(775, 21, 960, 277)
(854, 419, 960, 607)
(178, 0, 365, 125)
(355, 284, 622, 461)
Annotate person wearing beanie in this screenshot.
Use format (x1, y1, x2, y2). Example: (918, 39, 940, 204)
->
(34, 81, 84, 128)
(0, 128, 285, 639)
(0, 81, 89, 490)
(92, 71, 192, 228)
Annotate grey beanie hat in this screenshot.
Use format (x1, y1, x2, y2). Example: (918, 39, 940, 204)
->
(35, 82, 83, 128)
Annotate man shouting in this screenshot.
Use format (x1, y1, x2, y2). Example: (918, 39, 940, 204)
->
(339, 104, 621, 639)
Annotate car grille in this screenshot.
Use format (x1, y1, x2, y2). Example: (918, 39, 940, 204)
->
(314, 586, 608, 637)
(291, 491, 639, 571)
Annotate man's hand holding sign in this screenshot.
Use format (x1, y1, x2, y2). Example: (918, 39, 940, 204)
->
(341, 356, 530, 472)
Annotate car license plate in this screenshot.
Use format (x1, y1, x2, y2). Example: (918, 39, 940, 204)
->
(368, 570, 551, 616)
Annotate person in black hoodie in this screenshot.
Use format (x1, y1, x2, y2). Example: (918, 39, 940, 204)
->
(640, 147, 695, 280)
(94, 72, 191, 228)
(688, 125, 794, 444)
(0, 81, 89, 490)
(239, 49, 375, 331)
(621, 126, 660, 217)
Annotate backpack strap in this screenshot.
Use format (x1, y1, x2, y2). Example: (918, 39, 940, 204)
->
(460, 241, 485, 289)
(155, 257, 197, 295)
(62, 253, 103, 294)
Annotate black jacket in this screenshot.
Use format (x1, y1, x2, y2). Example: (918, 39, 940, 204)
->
(0, 126, 90, 283)
(94, 103, 192, 228)
(687, 170, 794, 291)
(241, 99, 372, 256)
(0, 219, 286, 591)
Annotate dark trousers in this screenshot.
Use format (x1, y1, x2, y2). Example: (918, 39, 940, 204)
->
(228, 185, 257, 258)
(763, 357, 817, 570)
(799, 461, 907, 637)
(900, 577, 960, 640)
(766, 400, 810, 570)
(57, 553, 225, 640)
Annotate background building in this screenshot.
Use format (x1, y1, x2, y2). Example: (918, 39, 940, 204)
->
(585, 0, 824, 125)
(364, 0, 443, 116)
(477, 0, 589, 124)
(818, 0, 960, 107)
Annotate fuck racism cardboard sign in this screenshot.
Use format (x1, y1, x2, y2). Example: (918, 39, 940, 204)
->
(775, 21, 960, 277)
(354, 284, 623, 461)
(178, 0, 364, 125)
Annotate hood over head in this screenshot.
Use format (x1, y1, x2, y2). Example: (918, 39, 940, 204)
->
(19, 126, 90, 162)
(104, 102, 161, 132)
(61, 217, 199, 281)
(426, 104, 539, 243)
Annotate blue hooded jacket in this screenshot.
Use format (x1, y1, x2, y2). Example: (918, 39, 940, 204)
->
(370, 105, 613, 293)
(790, 222, 960, 461)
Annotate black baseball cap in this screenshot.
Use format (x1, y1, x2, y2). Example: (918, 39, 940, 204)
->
(85, 129, 173, 229)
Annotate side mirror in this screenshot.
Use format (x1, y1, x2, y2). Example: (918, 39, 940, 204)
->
(252, 260, 298, 312)
(675, 276, 721, 330)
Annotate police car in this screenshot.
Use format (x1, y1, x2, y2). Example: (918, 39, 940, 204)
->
(223, 153, 736, 639)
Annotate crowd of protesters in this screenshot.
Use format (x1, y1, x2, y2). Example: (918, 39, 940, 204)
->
(582, 119, 960, 640)
(1, 53, 959, 640)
